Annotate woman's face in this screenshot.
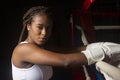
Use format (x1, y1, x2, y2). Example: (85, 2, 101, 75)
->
(27, 14, 53, 45)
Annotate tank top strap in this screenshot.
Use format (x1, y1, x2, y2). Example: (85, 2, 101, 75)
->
(20, 41, 28, 44)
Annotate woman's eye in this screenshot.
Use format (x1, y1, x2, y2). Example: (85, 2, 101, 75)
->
(38, 26, 43, 29)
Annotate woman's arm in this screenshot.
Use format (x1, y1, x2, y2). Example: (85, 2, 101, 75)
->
(12, 43, 88, 68)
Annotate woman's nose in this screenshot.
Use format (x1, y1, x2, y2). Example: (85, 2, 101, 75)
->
(41, 28, 46, 36)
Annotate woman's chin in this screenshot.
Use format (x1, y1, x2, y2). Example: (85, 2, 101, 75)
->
(37, 41, 46, 45)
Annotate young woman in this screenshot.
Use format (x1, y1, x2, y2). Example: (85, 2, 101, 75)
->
(11, 6, 120, 80)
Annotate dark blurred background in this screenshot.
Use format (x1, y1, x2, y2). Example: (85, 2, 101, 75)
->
(0, 0, 120, 80)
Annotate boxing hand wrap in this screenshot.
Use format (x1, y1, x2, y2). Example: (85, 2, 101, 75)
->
(101, 42, 120, 57)
(82, 42, 120, 65)
(82, 42, 105, 65)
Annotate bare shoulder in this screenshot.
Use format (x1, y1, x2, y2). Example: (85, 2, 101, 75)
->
(13, 43, 36, 54)
(11, 43, 41, 68)
(12, 43, 42, 59)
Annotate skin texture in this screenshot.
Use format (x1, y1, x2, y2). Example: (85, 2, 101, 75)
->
(11, 13, 88, 69)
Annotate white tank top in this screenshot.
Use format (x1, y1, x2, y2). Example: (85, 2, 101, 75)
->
(12, 41, 53, 80)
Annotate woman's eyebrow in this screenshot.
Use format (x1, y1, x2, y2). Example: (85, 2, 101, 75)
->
(37, 24, 44, 26)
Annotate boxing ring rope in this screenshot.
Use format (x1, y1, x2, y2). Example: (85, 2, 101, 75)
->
(96, 61, 120, 80)
(71, 0, 120, 80)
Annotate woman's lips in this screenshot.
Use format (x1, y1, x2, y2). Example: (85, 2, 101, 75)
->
(39, 38, 46, 42)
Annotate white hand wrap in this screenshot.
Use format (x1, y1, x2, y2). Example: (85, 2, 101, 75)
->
(82, 42, 105, 65)
(102, 42, 120, 57)
(82, 42, 120, 65)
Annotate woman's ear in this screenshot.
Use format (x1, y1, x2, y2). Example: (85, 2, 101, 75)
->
(27, 24, 30, 31)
